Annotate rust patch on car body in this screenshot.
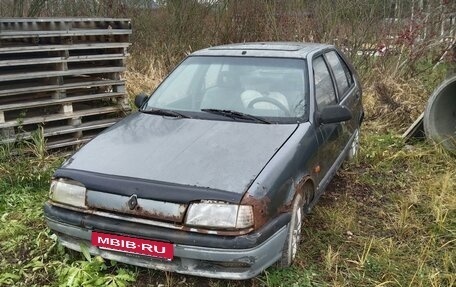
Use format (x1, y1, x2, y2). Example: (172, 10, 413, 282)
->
(178, 225, 254, 236)
(241, 194, 271, 230)
(278, 176, 313, 214)
(132, 205, 183, 222)
(277, 201, 293, 214)
(85, 189, 187, 223)
(294, 176, 314, 202)
(89, 203, 185, 223)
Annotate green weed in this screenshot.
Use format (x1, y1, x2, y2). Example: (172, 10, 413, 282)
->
(1, 109, 455, 287)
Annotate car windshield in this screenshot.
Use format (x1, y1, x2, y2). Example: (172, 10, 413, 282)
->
(145, 56, 308, 122)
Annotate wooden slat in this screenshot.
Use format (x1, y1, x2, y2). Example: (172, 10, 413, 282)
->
(0, 67, 125, 81)
(0, 43, 130, 54)
(0, 106, 122, 129)
(1, 118, 119, 143)
(1, 92, 124, 111)
(0, 29, 132, 39)
(402, 112, 425, 140)
(0, 54, 126, 67)
(46, 137, 92, 150)
(0, 79, 124, 97)
(44, 118, 119, 137)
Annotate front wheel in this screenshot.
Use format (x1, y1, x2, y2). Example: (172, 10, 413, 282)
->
(277, 193, 304, 268)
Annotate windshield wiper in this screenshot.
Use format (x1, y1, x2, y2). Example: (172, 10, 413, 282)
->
(140, 108, 189, 118)
(201, 109, 271, 124)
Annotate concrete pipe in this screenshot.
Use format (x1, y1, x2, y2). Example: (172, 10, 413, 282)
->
(424, 75, 456, 153)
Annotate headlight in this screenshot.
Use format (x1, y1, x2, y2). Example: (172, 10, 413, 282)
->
(185, 202, 254, 229)
(49, 179, 87, 208)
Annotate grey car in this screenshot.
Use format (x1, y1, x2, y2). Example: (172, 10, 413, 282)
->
(44, 42, 363, 280)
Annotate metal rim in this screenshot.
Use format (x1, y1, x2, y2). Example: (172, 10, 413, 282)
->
(287, 194, 303, 262)
(290, 204, 302, 259)
(349, 129, 360, 159)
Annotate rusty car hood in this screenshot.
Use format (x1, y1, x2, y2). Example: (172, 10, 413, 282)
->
(60, 112, 298, 198)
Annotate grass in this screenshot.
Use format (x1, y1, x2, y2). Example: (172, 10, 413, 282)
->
(1, 125, 454, 287)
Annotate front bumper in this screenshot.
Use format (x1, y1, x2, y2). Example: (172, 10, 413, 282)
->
(44, 203, 290, 280)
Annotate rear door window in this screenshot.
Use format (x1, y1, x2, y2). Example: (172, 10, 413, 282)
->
(325, 51, 353, 97)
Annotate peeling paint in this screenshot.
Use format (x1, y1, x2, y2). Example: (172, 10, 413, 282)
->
(132, 205, 183, 222)
(277, 201, 293, 214)
(294, 176, 314, 205)
(241, 194, 271, 230)
(86, 190, 187, 223)
(179, 225, 254, 236)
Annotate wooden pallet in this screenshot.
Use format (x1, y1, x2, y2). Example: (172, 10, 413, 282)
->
(0, 18, 131, 149)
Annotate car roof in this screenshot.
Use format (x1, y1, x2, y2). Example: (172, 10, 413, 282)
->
(191, 42, 332, 59)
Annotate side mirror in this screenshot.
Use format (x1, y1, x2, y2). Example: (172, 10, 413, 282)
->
(318, 105, 352, 124)
(134, 93, 149, 109)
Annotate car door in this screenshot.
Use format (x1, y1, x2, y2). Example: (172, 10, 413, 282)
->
(312, 55, 347, 191)
(324, 50, 361, 143)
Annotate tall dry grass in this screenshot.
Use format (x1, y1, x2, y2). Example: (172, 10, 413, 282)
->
(124, 57, 166, 99)
(363, 77, 430, 132)
(1, 0, 455, 131)
(121, 1, 454, 134)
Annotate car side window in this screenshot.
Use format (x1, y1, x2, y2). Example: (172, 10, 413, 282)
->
(325, 51, 353, 97)
(313, 56, 337, 108)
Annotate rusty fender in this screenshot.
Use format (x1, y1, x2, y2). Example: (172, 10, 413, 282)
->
(241, 194, 271, 230)
(278, 176, 313, 214)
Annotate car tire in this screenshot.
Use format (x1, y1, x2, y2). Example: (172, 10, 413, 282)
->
(347, 129, 360, 161)
(277, 192, 305, 268)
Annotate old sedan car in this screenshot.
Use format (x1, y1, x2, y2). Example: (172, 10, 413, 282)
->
(44, 42, 363, 280)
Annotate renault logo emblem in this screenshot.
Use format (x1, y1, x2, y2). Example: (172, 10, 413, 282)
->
(127, 194, 138, 210)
